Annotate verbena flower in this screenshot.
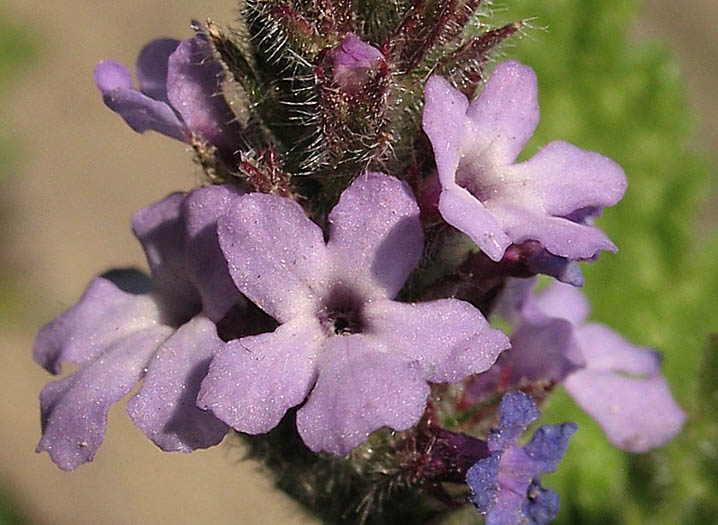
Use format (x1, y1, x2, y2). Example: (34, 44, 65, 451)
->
(34, 185, 245, 470)
(328, 32, 384, 95)
(422, 60, 627, 263)
(466, 391, 576, 525)
(466, 279, 686, 452)
(197, 172, 510, 455)
(94, 36, 243, 164)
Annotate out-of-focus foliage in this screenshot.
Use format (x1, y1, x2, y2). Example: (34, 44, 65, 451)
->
(0, 10, 36, 180)
(0, 10, 34, 522)
(0, 8, 36, 320)
(490, 0, 717, 523)
(0, 487, 27, 525)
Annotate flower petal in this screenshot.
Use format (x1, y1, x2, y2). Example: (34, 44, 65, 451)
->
(467, 393, 576, 525)
(511, 141, 627, 218)
(126, 316, 229, 452)
(33, 270, 160, 374)
(182, 184, 246, 321)
(532, 281, 590, 326)
(296, 336, 429, 456)
(465, 60, 540, 165)
(575, 323, 661, 376)
(131, 192, 200, 320)
(94, 60, 133, 92)
(463, 317, 583, 405)
(523, 422, 578, 473)
(422, 75, 469, 188)
(198, 316, 323, 434)
(489, 201, 617, 260)
(166, 36, 241, 156)
(488, 391, 540, 453)
(327, 172, 423, 299)
(363, 298, 509, 383)
(438, 186, 511, 261)
(36, 327, 172, 471)
(135, 38, 180, 102)
(94, 60, 187, 141)
(564, 370, 685, 452)
(218, 193, 330, 323)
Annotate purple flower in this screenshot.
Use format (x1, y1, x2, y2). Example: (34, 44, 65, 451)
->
(466, 279, 686, 452)
(94, 36, 243, 164)
(328, 32, 384, 94)
(422, 60, 627, 263)
(466, 392, 576, 525)
(197, 172, 510, 456)
(34, 185, 245, 470)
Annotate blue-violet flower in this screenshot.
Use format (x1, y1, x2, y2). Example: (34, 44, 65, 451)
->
(466, 391, 576, 525)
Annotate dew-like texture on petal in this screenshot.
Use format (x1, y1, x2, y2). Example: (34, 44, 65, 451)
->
(466, 454, 500, 515)
(438, 187, 510, 261)
(523, 422, 578, 472)
(526, 482, 560, 525)
(126, 316, 228, 452)
(363, 298, 509, 383)
(218, 193, 329, 323)
(464, 61, 539, 164)
(565, 370, 685, 452)
(33, 271, 159, 374)
(136, 38, 180, 102)
(166, 37, 239, 153)
(182, 184, 246, 321)
(36, 327, 172, 471)
(296, 336, 430, 456)
(94, 60, 187, 141)
(198, 317, 323, 434)
(488, 391, 540, 452)
(132, 192, 200, 319)
(511, 141, 627, 217)
(327, 172, 423, 298)
(422, 75, 469, 187)
(489, 202, 618, 260)
(467, 393, 575, 525)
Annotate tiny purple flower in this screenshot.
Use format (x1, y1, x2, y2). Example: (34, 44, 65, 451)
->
(466, 279, 686, 452)
(197, 172, 510, 456)
(328, 32, 384, 94)
(422, 60, 627, 263)
(466, 392, 576, 525)
(34, 185, 245, 470)
(94, 36, 243, 164)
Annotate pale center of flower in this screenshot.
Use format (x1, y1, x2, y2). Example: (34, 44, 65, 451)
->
(456, 140, 504, 202)
(317, 285, 365, 336)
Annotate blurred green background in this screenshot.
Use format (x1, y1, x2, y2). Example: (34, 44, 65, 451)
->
(495, 1, 718, 524)
(0, 0, 715, 523)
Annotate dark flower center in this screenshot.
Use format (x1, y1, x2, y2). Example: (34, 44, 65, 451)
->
(318, 285, 365, 336)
